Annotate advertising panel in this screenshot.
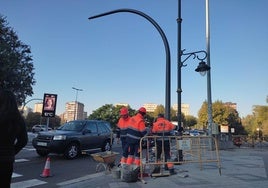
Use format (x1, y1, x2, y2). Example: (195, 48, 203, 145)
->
(42, 93, 57, 117)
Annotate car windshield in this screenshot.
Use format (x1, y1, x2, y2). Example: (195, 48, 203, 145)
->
(57, 121, 85, 131)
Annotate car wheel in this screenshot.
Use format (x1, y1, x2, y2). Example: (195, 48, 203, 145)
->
(64, 143, 80, 159)
(36, 150, 49, 157)
(101, 140, 111, 152)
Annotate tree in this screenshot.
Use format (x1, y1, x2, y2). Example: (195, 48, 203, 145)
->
(185, 115, 198, 129)
(88, 104, 155, 130)
(0, 15, 35, 105)
(198, 100, 245, 134)
(153, 105, 165, 118)
(88, 104, 136, 130)
(25, 112, 61, 130)
(243, 105, 268, 137)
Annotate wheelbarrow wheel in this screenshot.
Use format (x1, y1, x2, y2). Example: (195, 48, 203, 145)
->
(96, 163, 106, 172)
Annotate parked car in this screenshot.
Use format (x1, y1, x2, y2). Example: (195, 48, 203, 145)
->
(32, 120, 113, 159)
(32, 125, 52, 133)
(171, 130, 179, 136)
(189, 130, 200, 136)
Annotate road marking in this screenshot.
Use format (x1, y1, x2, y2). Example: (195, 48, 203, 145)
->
(12, 173, 22, 178)
(23, 147, 36, 151)
(57, 172, 104, 186)
(15, 159, 29, 162)
(11, 179, 47, 188)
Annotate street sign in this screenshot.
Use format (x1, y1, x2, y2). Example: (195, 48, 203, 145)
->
(178, 139, 191, 150)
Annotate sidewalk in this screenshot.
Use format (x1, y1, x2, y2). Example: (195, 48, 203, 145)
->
(59, 148, 268, 188)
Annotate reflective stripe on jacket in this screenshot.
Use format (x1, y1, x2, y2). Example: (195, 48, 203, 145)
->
(126, 113, 147, 144)
(117, 116, 131, 138)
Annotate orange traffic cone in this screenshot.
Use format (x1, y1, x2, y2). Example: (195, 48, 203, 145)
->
(40, 157, 52, 178)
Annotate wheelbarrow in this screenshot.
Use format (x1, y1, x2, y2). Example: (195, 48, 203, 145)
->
(91, 151, 119, 172)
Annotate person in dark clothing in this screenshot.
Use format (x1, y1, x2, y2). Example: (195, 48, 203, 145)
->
(0, 90, 28, 188)
(152, 113, 176, 174)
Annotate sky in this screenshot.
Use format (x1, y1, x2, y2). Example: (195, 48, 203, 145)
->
(1, 0, 268, 118)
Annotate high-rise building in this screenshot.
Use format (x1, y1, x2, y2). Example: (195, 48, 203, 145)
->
(142, 103, 158, 113)
(172, 103, 190, 116)
(115, 103, 129, 107)
(64, 101, 85, 122)
(34, 102, 43, 113)
(224, 102, 237, 110)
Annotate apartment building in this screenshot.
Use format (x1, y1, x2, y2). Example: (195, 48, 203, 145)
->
(64, 101, 85, 122)
(142, 103, 158, 113)
(34, 102, 43, 113)
(224, 102, 237, 110)
(142, 103, 190, 116)
(172, 103, 190, 116)
(114, 103, 129, 107)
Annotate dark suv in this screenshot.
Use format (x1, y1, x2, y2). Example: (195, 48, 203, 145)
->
(32, 120, 113, 159)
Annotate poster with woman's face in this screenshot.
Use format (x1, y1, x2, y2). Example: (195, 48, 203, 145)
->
(44, 97, 55, 110)
(42, 93, 57, 117)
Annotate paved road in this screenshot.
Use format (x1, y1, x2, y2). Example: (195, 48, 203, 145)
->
(11, 133, 122, 188)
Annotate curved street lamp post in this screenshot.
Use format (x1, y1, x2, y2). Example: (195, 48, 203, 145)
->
(88, 8, 171, 120)
(89, 3, 213, 152)
(21, 98, 43, 114)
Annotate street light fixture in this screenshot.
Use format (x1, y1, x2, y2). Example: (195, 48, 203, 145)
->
(72, 87, 83, 120)
(177, 0, 213, 152)
(256, 127, 260, 140)
(177, 0, 211, 135)
(195, 61, 211, 76)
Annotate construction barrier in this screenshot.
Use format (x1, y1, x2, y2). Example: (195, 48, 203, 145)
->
(139, 135, 221, 183)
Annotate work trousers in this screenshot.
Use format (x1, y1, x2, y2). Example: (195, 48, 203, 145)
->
(120, 137, 127, 151)
(156, 140, 171, 161)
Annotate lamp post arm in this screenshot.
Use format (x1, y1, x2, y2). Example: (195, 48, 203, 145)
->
(21, 98, 43, 114)
(181, 50, 207, 65)
(89, 8, 171, 120)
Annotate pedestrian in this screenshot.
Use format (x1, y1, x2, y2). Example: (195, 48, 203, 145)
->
(0, 89, 28, 188)
(116, 107, 131, 151)
(152, 113, 176, 174)
(120, 107, 147, 169)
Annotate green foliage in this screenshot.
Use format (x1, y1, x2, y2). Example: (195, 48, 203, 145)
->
(88, 104, 130, 130)
(198, 100, 245, 134)
(170, 108, 179, 121)
(153, 105, 165, 117)
(152, 105, 179, 122)
(88, 104, 155, 130)
(185, 115, 197, 129)
(25, 112, 61, 130)
(0, 15, 35, 105)
(242, 105, 268, 136)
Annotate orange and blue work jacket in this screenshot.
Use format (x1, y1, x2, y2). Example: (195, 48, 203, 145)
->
(152, 117, 175, 141)
(116, 116, 131, 139)
(126, 113, 147, 144)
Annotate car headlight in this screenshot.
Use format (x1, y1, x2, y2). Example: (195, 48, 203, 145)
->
(53, 135, 66, 140)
